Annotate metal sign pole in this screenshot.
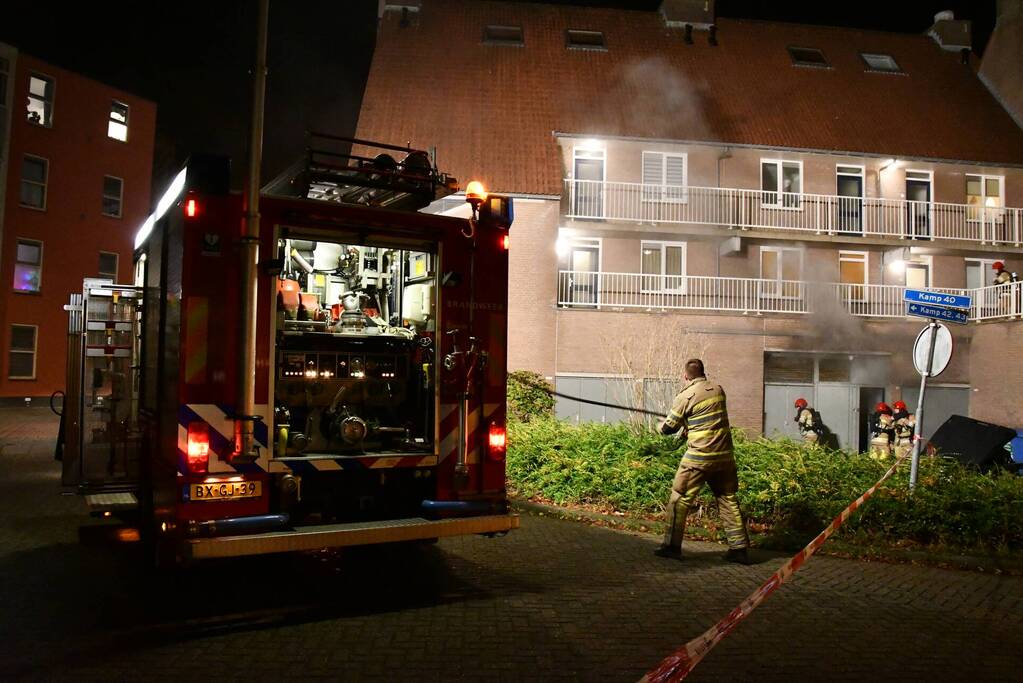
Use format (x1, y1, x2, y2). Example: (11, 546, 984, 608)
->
(909, 320, 938, 490)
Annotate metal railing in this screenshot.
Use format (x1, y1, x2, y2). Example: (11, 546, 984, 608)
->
(564, 179, 1023, 245)
(557, 270, 1023, 323)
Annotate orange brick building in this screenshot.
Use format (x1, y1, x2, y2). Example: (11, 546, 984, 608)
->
(0, 44, 155, 399)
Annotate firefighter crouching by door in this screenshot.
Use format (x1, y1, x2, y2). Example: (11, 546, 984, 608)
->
(794, 397, 822, 445)
(869, 402, 895, 460)
(654, 358, 752, 565)
(892, 400, 915, 458)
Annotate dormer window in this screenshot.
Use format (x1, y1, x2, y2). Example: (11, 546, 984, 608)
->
(788, 46, 830, 68)
(483, 25, 523, 46)
(566, 29, 606, 51)
(861, 53, 902, 73)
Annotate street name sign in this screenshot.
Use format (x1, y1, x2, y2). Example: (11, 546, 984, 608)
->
(903, 289, 972, 310)
(906, 302, 969, 325)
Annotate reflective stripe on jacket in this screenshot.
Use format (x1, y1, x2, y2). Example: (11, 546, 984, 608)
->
(662, 377, 733, 467)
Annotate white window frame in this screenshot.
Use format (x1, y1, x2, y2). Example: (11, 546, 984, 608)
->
(571, 145, 606, 218)
(8, 324, 38, 380)
(760, 158, 803, 210)
(26, 72, 55, 127)
(558, 233, 603, 307)
(905, 255, 933, 289)
(99, 251, 119, 280)
(640, 240, 687, 294)
(102, 175, 124, 218)
(760, 246, 803, 299)
(965, 173, 1005, 223)
(641, 151, 688, 204)
(20, 154, 48, 210)
(13, 238, 43, 294)
(838, 250, 869, 302)
(860, 53, 902, 73)
(108, 100, 129, 141)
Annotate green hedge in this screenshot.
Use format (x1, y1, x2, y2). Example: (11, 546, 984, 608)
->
(507, 371, 555, 423)
(506, 418, 1023, 552)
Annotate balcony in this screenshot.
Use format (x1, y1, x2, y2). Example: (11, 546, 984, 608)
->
(563, 179, 1023, 246)
(557, 270, 1022, 323)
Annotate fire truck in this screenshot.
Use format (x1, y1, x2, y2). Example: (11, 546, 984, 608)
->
(58, 135, 518, 566)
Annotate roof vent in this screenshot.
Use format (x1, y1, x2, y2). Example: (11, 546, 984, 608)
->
(660, 0, 715, 29)
(927, 10, 971, 52)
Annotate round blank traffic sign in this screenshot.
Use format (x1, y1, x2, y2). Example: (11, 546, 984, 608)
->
(913, 323, 953, 377)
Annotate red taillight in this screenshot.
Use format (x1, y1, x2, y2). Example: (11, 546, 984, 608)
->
(187, 422, 210, 473)
(488, 422, 507, 460)
(185, 198, 198, 218)
(501, 234, 510, 250)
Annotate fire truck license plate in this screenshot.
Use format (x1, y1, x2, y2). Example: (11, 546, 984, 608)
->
(189, 481, 261, 501)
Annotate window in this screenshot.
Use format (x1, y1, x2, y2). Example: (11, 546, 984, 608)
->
(839, 251, 868, 302)
(108, 101, 129, 141)
(966, 174, 1004, 221)
(861, 53, 902, 73)
(905, 257, 932, 289)
(557, 235, 602, 307)
(764, 353, 814, 383)
(641, 152, 687, 203)
(566, 29, 606, 51)
(99, 252, 119, 280)
(760, 247, 802, 298)
(26, 74, 54, 126)
(8, 325, 38, 380)
(788, 46, 829, 68)
(12, 239, 42, 293)
(20, 155, 48, 209)
(966, 258, 1002, 290)
(818, 356, 852, 382)
(640, 241, 686, 293)
(483, 25, 523, 46)
(102, 175, 123, 217)
(761, 159, 802, 208)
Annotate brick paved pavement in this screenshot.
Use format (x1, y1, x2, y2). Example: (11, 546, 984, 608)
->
(1, 407, 1022, 681)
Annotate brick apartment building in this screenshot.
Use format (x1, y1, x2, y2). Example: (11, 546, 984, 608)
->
(0, 43, 155, 399)
(356, 0, 1023, 449)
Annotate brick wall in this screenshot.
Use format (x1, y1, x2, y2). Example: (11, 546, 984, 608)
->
(969, 322, 1023, 426)
(507, 198, 560, 377)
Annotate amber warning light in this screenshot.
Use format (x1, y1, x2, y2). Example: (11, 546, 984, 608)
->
(185, 198, 198, 218)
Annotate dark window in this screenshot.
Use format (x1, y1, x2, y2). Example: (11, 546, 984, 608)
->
(860, 53, 902, 73)
(108, 100, 128, 141)
(13, 239, 42, 293)
(9, 325, 37, 379)
(26, 74, 54, 126)
(788, 46, 830, 68)
(102, 175, 123, 217)
(483, 24, 524, 46)
(566, 29, 606, 51)
(99, 252, 119, 280)
(764, 353, 814, 383)
(20, 155, 47, 209)
(818, 356, 852, 383)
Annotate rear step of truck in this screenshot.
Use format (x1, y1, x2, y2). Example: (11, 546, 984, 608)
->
(85, 491, 139, 516)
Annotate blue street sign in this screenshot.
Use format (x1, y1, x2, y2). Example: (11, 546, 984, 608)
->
(907, 302, 969, 325)
(903, 289, 972, 310)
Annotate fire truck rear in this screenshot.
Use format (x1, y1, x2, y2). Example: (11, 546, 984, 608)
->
(59, 136, 518, 565)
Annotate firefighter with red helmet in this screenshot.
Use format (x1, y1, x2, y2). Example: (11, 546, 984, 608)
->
(869, 402, 895, 459)
(892, 400, 915, 458)
(793, 397, 822, 445)
(992, 261, 1014, 286)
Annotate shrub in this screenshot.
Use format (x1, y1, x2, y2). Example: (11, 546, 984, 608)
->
(507, 417, 1023, 553)
(507, 370, 555, 423)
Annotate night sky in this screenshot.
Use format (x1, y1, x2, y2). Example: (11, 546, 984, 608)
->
(0, 0, 997, 195)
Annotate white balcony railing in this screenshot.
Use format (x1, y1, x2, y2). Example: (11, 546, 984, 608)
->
(557, 270, 1023, 323)
(564, 179, 1023, 245)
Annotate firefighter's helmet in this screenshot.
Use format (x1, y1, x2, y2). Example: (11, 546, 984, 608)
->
(876, 402, 892, 415)
(893, 400, 907, 411)
(794, 398, 808, 409)
(993, 261, 1005, 271)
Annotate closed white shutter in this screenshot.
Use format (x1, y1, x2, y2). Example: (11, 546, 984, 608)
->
(642, 152, 663, 202)
(664, 154, 687, 202)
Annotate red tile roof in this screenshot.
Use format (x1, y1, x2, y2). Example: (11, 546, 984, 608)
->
(355, 1, 1023, 195)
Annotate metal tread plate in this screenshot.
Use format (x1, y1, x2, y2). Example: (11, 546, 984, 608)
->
(186, 513, 519, 560)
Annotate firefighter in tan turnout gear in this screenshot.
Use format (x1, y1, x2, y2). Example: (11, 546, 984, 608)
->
(794, 397, 822, 445)
(654, 359, 752, 565)
(892, 400, 915, 458)
(869, 402, 895, 459)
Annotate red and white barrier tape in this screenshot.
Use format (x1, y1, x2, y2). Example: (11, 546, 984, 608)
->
(640, 454, 908, 683)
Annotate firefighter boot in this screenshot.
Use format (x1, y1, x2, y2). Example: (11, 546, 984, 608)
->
(724, 548, 752, 565)
(653, 544, 684, 561)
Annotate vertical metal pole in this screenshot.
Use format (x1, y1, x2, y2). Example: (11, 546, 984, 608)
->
(909, 321, 938, 490)
(235, 0, 270, 461)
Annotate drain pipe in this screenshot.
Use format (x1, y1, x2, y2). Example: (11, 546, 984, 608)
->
(234, 0, 270, 462)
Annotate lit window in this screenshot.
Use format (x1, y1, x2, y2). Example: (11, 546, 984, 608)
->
(26, 74, 54, 126)
(839, 251, 868, 302)
(8, 325, 38, 380)
(99, 252, 119, 280)
(20, 155, 48, 209)
(13, 239, 42, 293)
(788, 46, 829, 68)
(566, 29, 606, 51)
(641, 151, 688, 203)
(102, 176, 124, 217)
(966, 174, 1004, 221)
(905, 257, 931, 289)
(861, 53, 902, 73)
(108, 101, 128, 141)
(760, 246, 803, 298)
(761, 159, 802, 208)
(483, 25, 523, 46)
